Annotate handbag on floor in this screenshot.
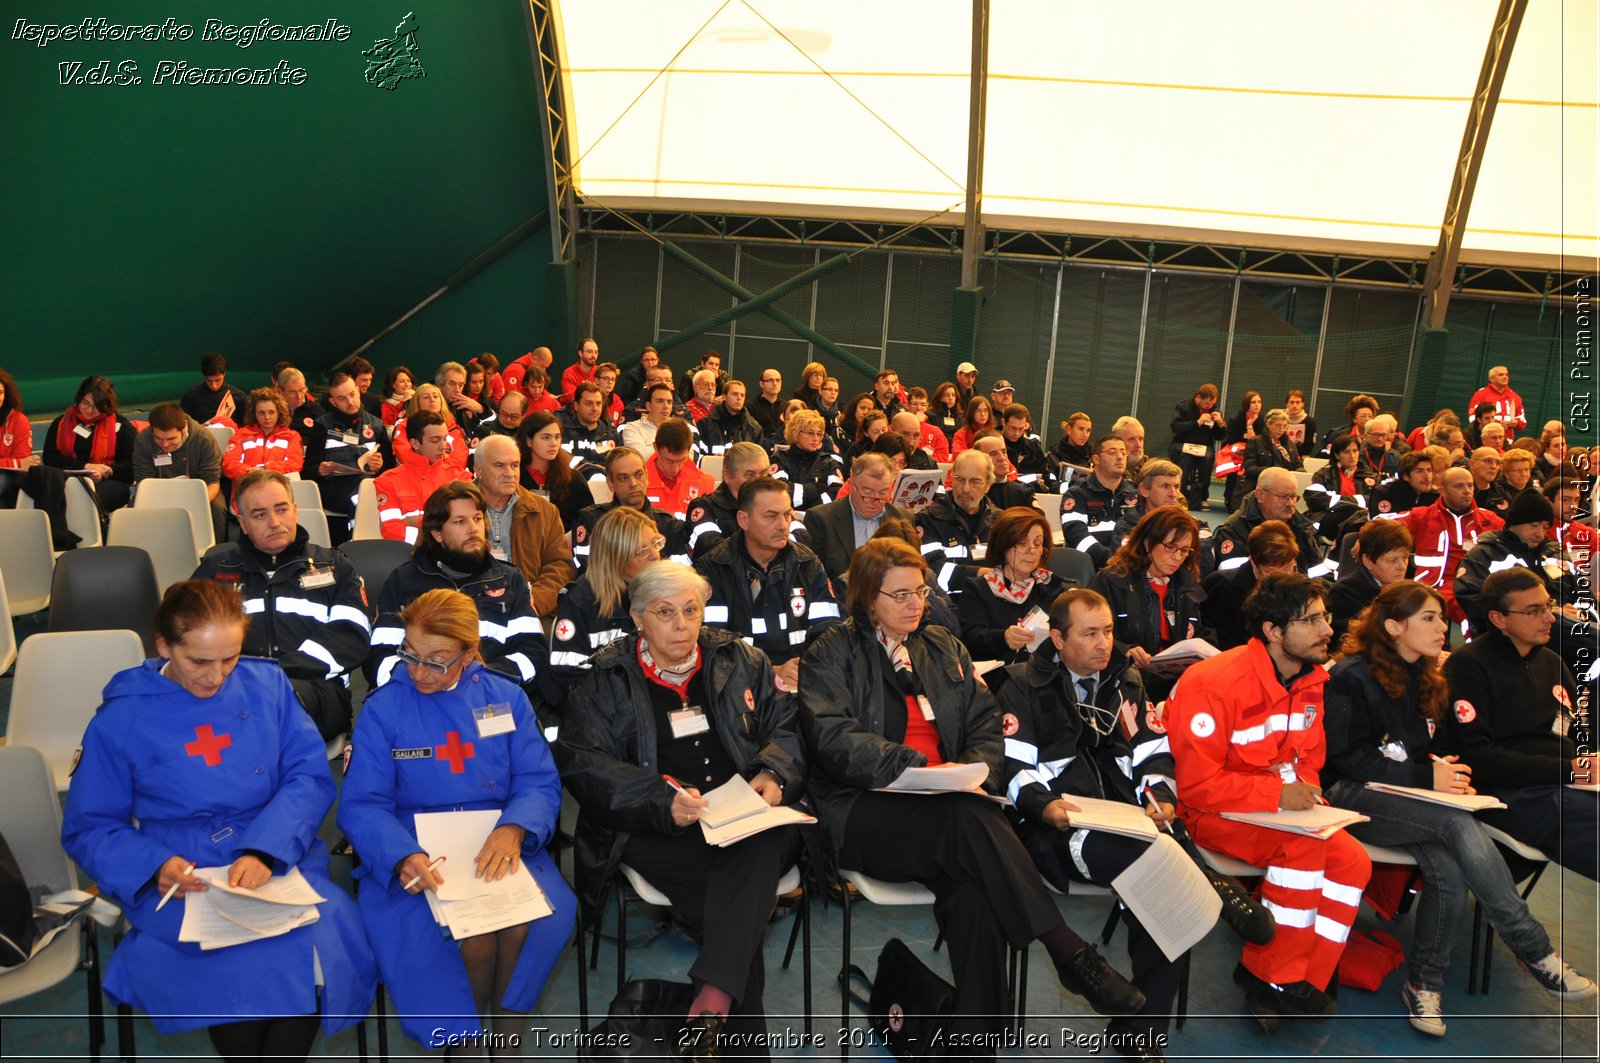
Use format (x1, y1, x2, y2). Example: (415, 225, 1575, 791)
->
(846, 937, 955, 1061)
(583, 978, 695, 1060)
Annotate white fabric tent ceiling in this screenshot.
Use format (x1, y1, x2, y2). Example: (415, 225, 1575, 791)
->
(560, 0, 1596, 268)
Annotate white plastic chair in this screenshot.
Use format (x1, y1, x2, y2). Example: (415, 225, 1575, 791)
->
(299, 507, 332, 548)
(0, 571, 17, 674)
(0, 746, 108, 1054)
(589, 480, 614, 505)
(1034, 492, 1065, 545)
(290, 478, 323, 514)
(18, 476, 104, 548)
(698, 454, 724, 482)
(133, 476, 215, 553)
(1303, 456, 1329, 476)
(352, 478, 382, 541)
(207, 423, 234, 454)
(0, 508, 54, 614)
(6, 629, 145, 790)
(108, 508, 201, 592)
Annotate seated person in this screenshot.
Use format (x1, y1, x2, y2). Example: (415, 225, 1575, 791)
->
(391, 384, 469, 472)
(1241, 408, 1304, 493)
(518, 410, 596, 528)
(340, 588, 574, 1053)
(1090, 505, 1207, 701)
(1001, 402, 1057, 489)
(1369, 451, 1437, 521)
(1000, 588, 1274, 1052)
(1304, 433, 1379, 542)
(379, 365, 415, 427)
(645, 418, 714, 521)
(178, 351, 249, 427)
(957, 506, 1060, 669)
(303, 372, 393, 540)
(472, 434, 575, 618)
(1325, 581, 1594, 1036)
(1113, 459, 1209, 550)
(1442, 568, 1597, 881)
(477, 389, 528, 440)
(801, 452, 911, 583)
(1165, 574, 1370, 1023)
(1454, 492, 1587, 649)
(557, 381, 619, 473)
(872, 518, 960, 635)
(1328, 519, 1413, 641)
(569, 446, 690, 572)
(619, 381, 677, 451)
(686, 441, 768, 558)
(799, 540, 1145, 1046)
(222, 387, 305, 486)
(1202, 521, 1299, 652)
(696, 378, 765, 456)
(1206, 467, 1334, 579)
(916, 449, 999, 594)
(132, 402, 226, 540)
(368, 481, 548, 696)
(373, 410, 473, 543)
(193, 470, 370, 740)
(62, 580, 376, 1058)
(542, 506, 660, 714)
(43, 373, 138, 511)
(973, 431, 1037, 509)
(1062, 434, 1139, 568)
(560, 562, 807, 1051)
(0, 367, 80, 549)
(771, 409, 843, 510)
(695, 475, 840, 692)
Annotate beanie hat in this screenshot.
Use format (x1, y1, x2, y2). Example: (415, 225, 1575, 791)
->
(1503, 490, 1556, 527)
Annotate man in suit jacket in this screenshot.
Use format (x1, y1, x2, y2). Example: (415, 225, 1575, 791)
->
(801, 452, 912, 582)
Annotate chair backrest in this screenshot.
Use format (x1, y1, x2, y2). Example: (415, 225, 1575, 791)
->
(1033, 492, 1065, 545)
(207, 423, 234, 453)
(0, 509, 54, 615)
(0, 746, 76, 895)
(337, 538, 414, 619)
(1303, 456, 1329, 476)
(1290, 470, 1314, 513)
(108, 508, 201, 593)
(0, 571, 17, 674)
(698, 454, 723, 482)
(134, 476, 215, 553)
(289, 478, 322, 513)
(589, 479, 614, 505)
(1047, 546, 1094, 588)
(7, 630, 145, 790)
(48, 546, 161, 655)
(299, 507, 332, 548)
(22, 477, 106, 547)
(352, 478, 381, 540)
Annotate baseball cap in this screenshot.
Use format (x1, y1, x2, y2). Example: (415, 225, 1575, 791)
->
(956, 362, 977, 375)
(991, 379, 1015, 392)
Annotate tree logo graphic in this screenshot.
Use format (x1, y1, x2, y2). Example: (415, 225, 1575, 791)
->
(363, 12, 426, 90)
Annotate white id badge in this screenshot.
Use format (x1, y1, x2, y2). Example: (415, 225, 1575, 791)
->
(300, 567, 335, 590)
(74, 424, 93, 438)
(491, 548, 511, 561)
(670, 707, 711, 738)
(338, 430, 359, 446)
(916, 694, 936, 722)
(152, 452, 173, 467)
(474, 703, 517, 738)
(1181, 443, 1208, 457)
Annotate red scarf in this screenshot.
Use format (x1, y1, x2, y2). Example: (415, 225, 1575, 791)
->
(982, 568, 1050, 604)
(56, 407, 118, 465)
(637, 639, 702, 699)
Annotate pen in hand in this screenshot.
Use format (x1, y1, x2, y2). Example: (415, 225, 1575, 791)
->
(402, 856, 445, 892)
(155, 863, 194, 912)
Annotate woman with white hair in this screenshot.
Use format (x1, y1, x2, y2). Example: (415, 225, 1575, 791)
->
(559, 561, 807, 1058)
(1241, 407, 1304, 493)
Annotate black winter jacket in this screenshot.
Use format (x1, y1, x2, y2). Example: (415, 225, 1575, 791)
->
(1323, 654, 1438, 791)
(1088, 565, 1206, 661)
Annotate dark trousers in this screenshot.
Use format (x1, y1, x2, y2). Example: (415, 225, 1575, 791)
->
(1025, 828, 1186, 1039)
(290, 676, 353, 741)
(622, 823, 802, 1050)
(839, 792, 1065, 1038)
(1480, 784, 1599, 882)
(1175, 453, 1210, 508)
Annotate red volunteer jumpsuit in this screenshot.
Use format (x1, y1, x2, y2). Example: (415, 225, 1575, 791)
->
(1165, 640, 1371, 990)
(1401, 497, 1504, 624)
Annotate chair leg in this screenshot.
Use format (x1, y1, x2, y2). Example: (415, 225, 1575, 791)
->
(782, 898, 804, 969)
(615, 881, 628, 996)
(840, 883, 852, 1062)
(1176, 957, 1189, 1031)
(1468, 900, 1484, 996)
(575, 901, 590, 1030)
(375, 984, 389, 1063)
(83, 922, 104, 1060)
(1100, 897, 1121, 946)
(116, 1002, 136, 1063)
(355, 1010, 368, 1063)
(1481, 917, 1496, 993)
(802, 881, 812, 1040)
(932, 931, 944, 953)
(589, 881, 607, 972)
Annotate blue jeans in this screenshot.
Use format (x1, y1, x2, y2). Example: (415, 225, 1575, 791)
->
(1479, 784, 1600, 882)
(1326, 780, 1552, 992)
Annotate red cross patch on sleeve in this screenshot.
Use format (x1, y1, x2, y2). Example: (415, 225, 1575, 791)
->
(1001, 712, 1020, 737)
(1454, 699, 1477, 724)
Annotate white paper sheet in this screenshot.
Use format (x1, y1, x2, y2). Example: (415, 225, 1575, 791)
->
(698, 776, 771, 830)
(430, 872, 553, 940)
(1055, 796, 1159, 840)
(1220, 806, 1369, 839)
(880, 762, 989, 794)
(701, 804, 817, 848)
(414, 809, 505, 900)
(1145, 638, 1219, 678)
(1364, 781, 1507, 811)
(1111, 833, 1222, 962)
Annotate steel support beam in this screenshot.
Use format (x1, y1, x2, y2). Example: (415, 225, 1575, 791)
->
(1421, 0, 1527, 328)
(526, 0, 579, 264)
(959, 0, 991, 289)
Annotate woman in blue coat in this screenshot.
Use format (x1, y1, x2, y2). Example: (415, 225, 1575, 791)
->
(61, 579, 376, 1060)
(339, 587, 574, 1053)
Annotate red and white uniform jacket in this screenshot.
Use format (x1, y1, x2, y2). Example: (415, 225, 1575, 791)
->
(1401, 497, 1504, 621)
(0, 408, 31, 469)
(644, 453, 714, 522)
(221, 424, 304, 482)
(373, 455, 471, 543)
(1467, 384, 1526, 432)
(391, 416, 469, 472)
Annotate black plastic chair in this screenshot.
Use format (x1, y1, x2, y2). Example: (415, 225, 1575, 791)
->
(48, 546, 160, 656)
(338, 539, 414, 619)
(1047, 546, 1094, 588)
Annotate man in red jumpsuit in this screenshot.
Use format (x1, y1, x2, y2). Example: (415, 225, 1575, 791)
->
(1165, 572, 1371, 1021)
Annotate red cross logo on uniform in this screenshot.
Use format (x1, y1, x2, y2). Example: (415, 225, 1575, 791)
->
(184, 724, 232, 767)
(436, 731, 476, 774)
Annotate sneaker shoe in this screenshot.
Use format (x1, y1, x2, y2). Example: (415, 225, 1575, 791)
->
(1401, 981, 1446, 1036)
(1058, 945, 1147, 1016)
(1232, 963, 1337, 1017)
(1520, 952, 1600, 1002)
(1205, 868, 1277, 946)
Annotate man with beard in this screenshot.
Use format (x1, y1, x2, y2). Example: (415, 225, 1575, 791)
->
(367, 480, 547, 697)
(304, 372, 393, 543)
(193, 469, 370, 740)
(1165, 574, 1371, 1025)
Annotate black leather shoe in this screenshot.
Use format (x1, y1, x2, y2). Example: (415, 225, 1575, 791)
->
(1232, 963, 1336, 1018)
(1206, 867, 1277, 945)
(1104, 1020, 1167, 1062)
(672, 1012, 724, 1062)
(1058, 945, 1147, 1016)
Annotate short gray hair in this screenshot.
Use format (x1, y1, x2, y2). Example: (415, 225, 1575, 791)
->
(1137, 459, 1181, 486)
(1265, 408, 1290, 427)
(850, 452, 896, 482)
(435, 361, 467, 386)
(952, 448, 994, 484)
(474, 433, 519, 466)
(1256, 467, 1297, 494)
(724, 441, 770, 477)
(628, 561, 711, 616)
(1112, 415, 1144, 437)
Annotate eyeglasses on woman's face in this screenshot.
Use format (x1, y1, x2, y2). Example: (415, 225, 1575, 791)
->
(398, 644, 471, 675)
(879, 586, 933, 605)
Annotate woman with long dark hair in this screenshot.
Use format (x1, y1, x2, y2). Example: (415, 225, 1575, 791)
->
(1324, 580, 1594, 1037)
(957, 506, 1060, 665)
(380, 366, 415, 426)
(928, 381, 963, 443)
(1090, 504, 1206, 699)
(517, 410, 593, 526)
(43, 374, 138, 511)
(1223, 391, 1264, 511)
(951, 396, 996, 454)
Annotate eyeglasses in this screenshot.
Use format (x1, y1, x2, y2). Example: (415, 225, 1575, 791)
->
(1288, 611, 1331, 627)
(853, 485, 893, 502)
(1501, 602, 1557, 618)
(398, 645, 471, 675)
(1154, 540, 1194, 558)
(642, 603, 704, 624)
(635, 536, 667, 559)
(1261, 489, 1300, 504)
(879, 586, 933, 605)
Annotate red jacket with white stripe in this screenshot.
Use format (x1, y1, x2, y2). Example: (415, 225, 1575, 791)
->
(373, 455, 471, 543)
(1165, 638, 1328, 816)
(1400, 497, 1504, 620)
(1467, 384, 1526, 432)
(0, 408, 31, 469)
(221, 424, 304, 482)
